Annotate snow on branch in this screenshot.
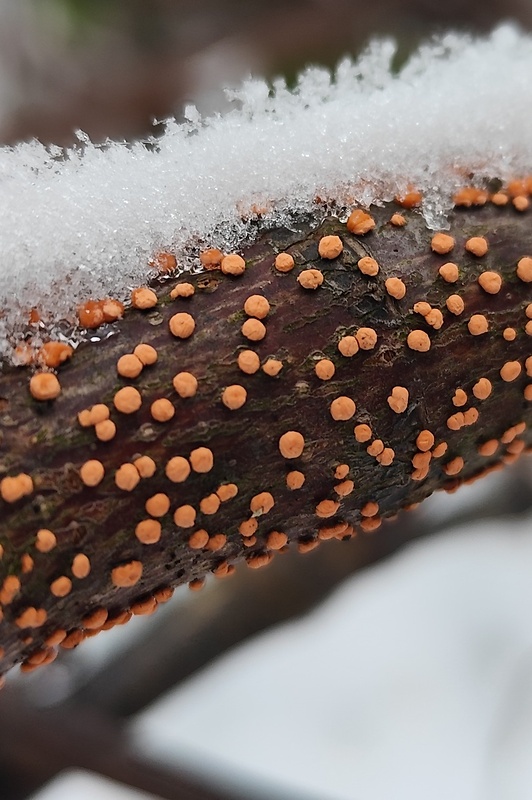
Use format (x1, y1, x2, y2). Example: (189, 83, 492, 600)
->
(1, 25, 532, 358)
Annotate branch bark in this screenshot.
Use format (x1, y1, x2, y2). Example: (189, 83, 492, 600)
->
(1, 199, 531, 675)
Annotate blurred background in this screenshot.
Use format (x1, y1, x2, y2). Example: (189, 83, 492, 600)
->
(2, 2, 532, 799)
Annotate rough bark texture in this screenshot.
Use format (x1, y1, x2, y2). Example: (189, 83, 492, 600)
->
(1, 200, 531, 676)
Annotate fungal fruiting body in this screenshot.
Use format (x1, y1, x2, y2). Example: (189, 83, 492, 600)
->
(1, 191, 532, 680)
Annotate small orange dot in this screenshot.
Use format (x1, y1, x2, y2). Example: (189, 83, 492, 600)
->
(241, 318, 266, 341)
(315, 359, 335, 380)
(188, 529, 209, 549)
(355, 328, 377, 350)
(111, 561, 143, 588)
(189, 447, 214, 473)
(262, 358, 283, 377)
(500, 360, 522, 382)
(221, 254, 246, 275)
(135, 519, 161, 544)
(95, 419, 116, 442)
(145, 493, 171, 517)
(117, 354, 143, 378)
(387, 386, 409, 413)
(134, 343, 158, 365)
(330, 396, 356, 421)
(297, 269, 324, 290)
(151, 398, 175, 422)
(115, 463, 141, 492)
(316, 499, 340, 518)
(267, 531, 288, 550)
(346, 209, 375, 235)
(338, 336, 359, 357)
(407, 330, 431, 352)
(114, 386, 142, 414)
(222, 385, 247, 410)
(72, 553, 90, 578)
(446, 295, 465, 315)
(357, 257, 379, 276)
(468, 314, 489, 335)
(286, 470, 305, 490)
(390, 213, 406, 226)
(385, 277, 406, 299)
(279, 431, 305, 458)
(244, 295, 270, 319)
(216, 483, 239, 502)
(169, 312, 195, 339)
(238, 350, 261, 374)
(80, 460, 105, 487)
(465, 236, 488, 257)
(503, 327, 517, 341)
(250, 492, 275, 515)
(134, 455, 156, 478)
(29, 372, 61, 401)
(165, 456, 191, 482)
(517, 257, 532, 282)
(452, 388, 467, 407)
(438, 262, 459, 283)
(172, 371, 198, 398)
(131, 287, 157, 309)
(50, 576, 72, 597)
(36, 529, 56, 553)
(200, 248, 224, 269)
(170, 282, 195, 299)
(478, 271, 502, 294)
(318, 235, 343, 259)
(199, 493, 220, 515)
(354, 424, 372, 442)
(416, 430, 434, 452)
(431, 233, 455, 254)
(275, 252, 295, 272)
(174, 504, 196, 528)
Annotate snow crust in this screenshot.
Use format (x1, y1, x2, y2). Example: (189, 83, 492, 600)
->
(1, 25, 532, 359)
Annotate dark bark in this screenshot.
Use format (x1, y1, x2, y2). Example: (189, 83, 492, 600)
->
(1, 200, 531, 676)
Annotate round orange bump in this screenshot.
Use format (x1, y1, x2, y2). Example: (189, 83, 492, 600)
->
(526, 321, 532, 336)
(447, 412, 465, 430)
(115, 463, 141, 491)
(189, 447, 214, 473)
(169, 312, 195, 339)
(244, 295, 270, 319)
(102, 298, 125, 322)
(151, 398, 175, 422)
(361, 501, 379, 517)
(241, 318, 266, 341)
(172, 371, 198, 398)
(446, 295, 465, 315)
(238, 350, 261, 374)
(145, 493, 171, 517)
(112, 561, 143, 588)
(431, 233, 455, 254)
(206, 534, 227, 552)
(86, 404, 109, 425)
(315, 359, 335, 380)
(503, 327, 517, 341)
(151, 252, 177, 273)
(239, 518, 258, 537)
(526, 304, 532, 319)
(454, 187, 488, 206)
(262, 359, 283, 377)
(250, 492, 275, 515)
(0, 575, 20, 604)
(395, 190, 422, 208)
(114, 386, 142, 413)
(275, 252, 295, 272)
(385, 277, 406, 299)
(500, 360, 522, 382)
(29, 372, 61, 401)
(425, 309, 443, 330)
(416, 430, 435, 452)
(525, 385, 532, 401)
(377, 448, 395, 466)
(443, 456, 464, 476)
(216, 483, 239, 502)
(134, 455, 156, 478)
(407, 330, 431, 351)
(174, 505, 197, 528)
(387, 386, 409, 413)
(330, 396, 356, 421)
(318, 235, 343, 259)
(338, 336, 359, 357)
(478, 440, 498, 457)
(1, 473, 33, 503)
(517, 257, 532, 282)
(478, 271, 502, 294)
(515, 196, 531, 211)
(286, 470, 305, 490)
(452, 389, 467, 407)
(131, 287, 157, 309)
(95, 419, 116, 441)
(356, 327, 377, 350)
(170, 283, 195, 299)
(297, 269, 324, 289)
(36, 529, 56, 553)
(413, 301, 431, 317)
(267, 531, 288, 550)
(390, 213, 406, 226)
(200, 248, 224, 269)
(82, 609, 109, 630)
(316, 499, 340, 518)
(334, 464, 349, 479)
(335, 480, 354, 496)
(526, 356, 532, 377)
(72, 553, 90, 578)
(16, 607, 47, 628)
(438, 262, 459, 283)
(39, 341, 73, 368)
(346, 209, 375, 234)
(468, 314, 489, 335)
(189, 530, 210, 550)
(199, 494, 220, 515)
(80, 460, 105, 487)
(354, 424, 372, 442)
(465, 236, 488, 256)
(50, 577, 72, 598)
(279, 431, 305, 458)
(366, 439, 384, 456)
(222, 384, 247, 410)
(134, 343, 158, 365)
(432, 442, 448, 458)
(78, 300, 104, 328)
(298, 539, 319, 553)
(221, 254, 246, 275)
(357, 256, 379, 276)
(165, 456, 190, 482)
(117, 354, 143, 378)
(135, 519, 161, 544)
(491, 192, 509, 205)
(463, 408, 479, 426)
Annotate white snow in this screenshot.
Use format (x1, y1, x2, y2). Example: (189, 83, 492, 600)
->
(132, 507, 532, 800)
(1, 25, 532, 359)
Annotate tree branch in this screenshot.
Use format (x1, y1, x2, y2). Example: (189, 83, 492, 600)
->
(1, 198, 531, 675)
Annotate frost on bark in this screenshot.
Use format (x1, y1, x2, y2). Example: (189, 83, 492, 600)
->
(0, 198, 531, 676)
